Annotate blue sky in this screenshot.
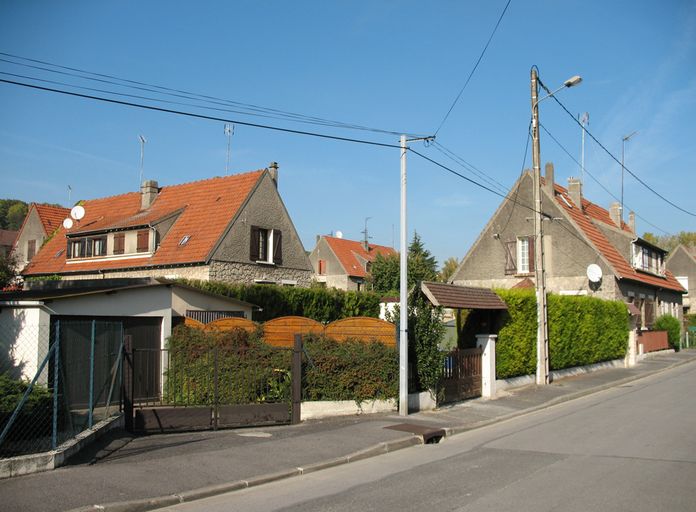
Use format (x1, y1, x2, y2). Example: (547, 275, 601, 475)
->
(1, 1, 694, 267)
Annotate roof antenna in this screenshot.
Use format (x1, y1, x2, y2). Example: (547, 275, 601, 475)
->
(139, 134, 147, 187)
(67, 184, 72, 205)
(224, 124, 234, 173)
(362, 217, 372, 251)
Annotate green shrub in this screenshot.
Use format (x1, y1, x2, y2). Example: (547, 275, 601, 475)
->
(653, 314, 681, 351)
(494, 290, 629, 379)
(302, 335, 398, 403)
(0, 374, 53, 441)
(179, 280, 380, 322)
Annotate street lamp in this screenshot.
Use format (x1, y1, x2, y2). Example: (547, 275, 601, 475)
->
(621, 131, 638, 224)
(530, 68, 582, 385)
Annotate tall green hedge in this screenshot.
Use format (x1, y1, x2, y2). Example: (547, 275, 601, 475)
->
(495, 290, 629, 379)
(180, 280, 380, 322)
(653, 314, 681, 351)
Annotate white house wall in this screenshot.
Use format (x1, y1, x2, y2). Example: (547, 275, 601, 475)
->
(171, 287, 253, 320)
(0, 303, 52, 384)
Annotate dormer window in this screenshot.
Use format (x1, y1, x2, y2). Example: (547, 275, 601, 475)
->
(631, 241, 665, 276)
(67, 235, 107, 259)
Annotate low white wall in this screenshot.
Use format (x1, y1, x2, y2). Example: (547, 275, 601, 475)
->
(496, 358, 626, 392)
(301, 399, 396, 420)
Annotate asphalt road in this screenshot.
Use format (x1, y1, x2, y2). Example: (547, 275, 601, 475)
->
(157, 362, 696, 512)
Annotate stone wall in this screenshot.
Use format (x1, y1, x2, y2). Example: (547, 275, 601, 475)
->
(210, 260, 313, 287)
(59, 265, 211, 281)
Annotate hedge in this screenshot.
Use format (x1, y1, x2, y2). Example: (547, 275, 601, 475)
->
(180, 280, 380, 322)
(165, 326, 397, 405)
(495, 290, 629, 379)
(653, 314, 681, 351)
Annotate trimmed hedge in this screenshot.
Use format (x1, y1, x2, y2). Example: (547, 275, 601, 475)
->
(653, 314, 681, 351)
(165, 326, 397, 405)
(495, 290, 629, 379)
(180, 280, 380, 322)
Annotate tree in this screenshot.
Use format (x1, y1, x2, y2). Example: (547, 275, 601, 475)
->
(0, 253, 18, 289)
(407, 231, 437, 288)
(6, 202, 28, 230)
(0, 199, 28, 230)
(369, 253, 400, 295)
(439, 257, 460, 283)
(642, 231, 696, 253)
(369, 232, 439, 295)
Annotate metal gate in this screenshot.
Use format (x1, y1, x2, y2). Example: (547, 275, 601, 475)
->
(441, 347, 483, 403)
(122, 338, 302, 433)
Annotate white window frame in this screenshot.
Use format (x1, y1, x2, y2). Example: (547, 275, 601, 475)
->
(517, 237, 530, 274)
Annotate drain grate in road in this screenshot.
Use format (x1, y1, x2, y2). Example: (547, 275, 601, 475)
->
(384, 423, 446, 444)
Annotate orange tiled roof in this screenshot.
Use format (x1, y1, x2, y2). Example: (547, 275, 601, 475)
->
(24, 170, 264, 275)
(323, 236, 396, 278)
(34, 204, 71, 235)
(551, 182, 684, 293)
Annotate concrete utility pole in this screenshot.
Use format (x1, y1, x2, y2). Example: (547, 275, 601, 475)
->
(399, 135, 408, 415)
(530, 68, 550, 386)
(398, 134, 434, 415)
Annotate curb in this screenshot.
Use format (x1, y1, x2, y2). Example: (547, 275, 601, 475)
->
(67, 353, 696, 512)
(66, 435, 422, 512)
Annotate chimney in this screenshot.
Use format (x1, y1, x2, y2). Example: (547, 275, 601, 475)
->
(609, 202, 622, 227)
(544, 162, 555, 195)
(268, 162, 279, 188)
(140, 180, 159, 210)
(567, 177, 583, 209)
(628, 211, 636, 233)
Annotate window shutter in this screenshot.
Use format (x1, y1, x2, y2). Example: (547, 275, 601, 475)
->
(318, 259, 326, 275)
(504, 241, 517, 275)
(250, 226, 260, 261)
(528, 236, 535, 273)
(273, 229, 283, 265)
(27, 240, 36, 260)
(113, 233, 125, 255)
(137, 230, 149, 253)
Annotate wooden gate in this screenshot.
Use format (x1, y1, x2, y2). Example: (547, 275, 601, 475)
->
(441, 348, 482, 403)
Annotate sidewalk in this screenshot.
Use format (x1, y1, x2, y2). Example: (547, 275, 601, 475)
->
(2, 350, 695, 512)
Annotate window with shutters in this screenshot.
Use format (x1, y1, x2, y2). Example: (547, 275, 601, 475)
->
(250, 226, 282, 265)
(505, 236, 534, 275)
(318, 259, 326, 275)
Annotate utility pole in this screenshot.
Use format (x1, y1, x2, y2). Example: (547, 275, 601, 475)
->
(398, 134, 434, 415)
(399, 135, 409, 415)
(225, 124, 234, 173)
(530, 68, 549, 386)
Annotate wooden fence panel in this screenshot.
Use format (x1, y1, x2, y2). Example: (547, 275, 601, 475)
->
(204, 317, 257, 333)
(184, 317, 205, 329)
(638, 330, 669, 353)
(263, 316, 324, 347)
(324, 317, 396, 346)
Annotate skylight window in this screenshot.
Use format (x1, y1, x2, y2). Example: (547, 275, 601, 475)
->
(55, 248, 65, 258)
(179, 235, 191, 246)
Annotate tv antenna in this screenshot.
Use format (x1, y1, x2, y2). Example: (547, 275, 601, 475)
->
(361, 217, 372, 249)
(139, 135, 147, 187)
(224, 124, 234, 173)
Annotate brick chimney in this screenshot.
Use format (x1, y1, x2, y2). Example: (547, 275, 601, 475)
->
(567, 177, 582, 209)
(609, 202, 622, 227)
(628, 211, 636, 233)
(140, 180, 159, 210)
(544, 162, 555, 195)
(268, 162, 279, 188)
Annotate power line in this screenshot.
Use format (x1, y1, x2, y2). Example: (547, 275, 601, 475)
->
(539, 122, 670, 235)
(433, 0, 512, 136)
(538, 77, 696, 218)
(0, 52, 423, 137)
(430, 141, 510, 195)
(0, 77, 403, 150)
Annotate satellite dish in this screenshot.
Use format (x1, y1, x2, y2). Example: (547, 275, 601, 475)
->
(335, 230, 343, 239)
(587, 264, 603, 283)
(62, 218, 74, 230)
(70, 205, 85, 220)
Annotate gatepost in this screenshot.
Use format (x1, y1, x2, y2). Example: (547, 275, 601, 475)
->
(476, 334, 497, 399)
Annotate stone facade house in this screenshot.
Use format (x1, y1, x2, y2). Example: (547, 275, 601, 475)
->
(11, 204, 70, 270)
(22, 164, 313, 286)
(452, 163, 685, 329)
(666, 244, 696, 315)
(309, 235, 396, 291)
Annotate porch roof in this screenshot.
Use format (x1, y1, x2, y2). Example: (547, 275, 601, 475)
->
(421, 281, 507, 310)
